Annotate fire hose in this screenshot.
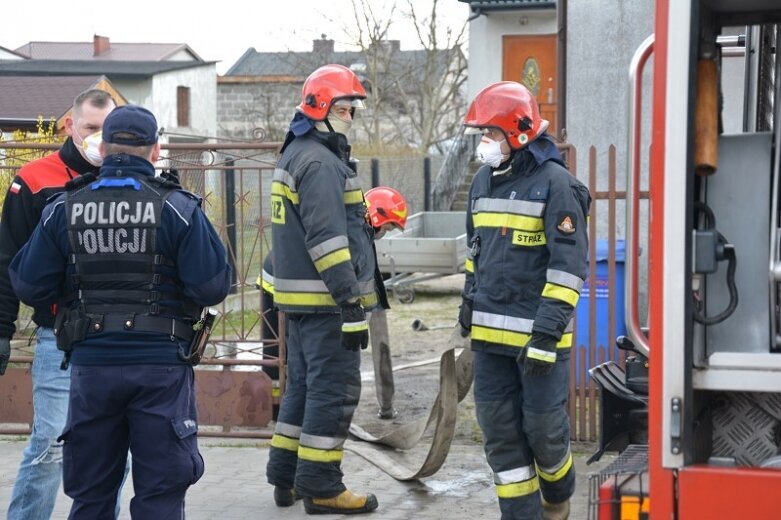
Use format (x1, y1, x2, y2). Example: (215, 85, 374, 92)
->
(344, 326, 474, 480)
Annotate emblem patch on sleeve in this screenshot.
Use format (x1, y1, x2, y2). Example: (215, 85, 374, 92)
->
(557, 213, 576, 234)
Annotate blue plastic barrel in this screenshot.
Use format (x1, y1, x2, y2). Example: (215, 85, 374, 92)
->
(574, 239, 626, 386)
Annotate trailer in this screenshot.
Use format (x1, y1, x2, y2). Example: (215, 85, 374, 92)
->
(374, 211, 467, 303)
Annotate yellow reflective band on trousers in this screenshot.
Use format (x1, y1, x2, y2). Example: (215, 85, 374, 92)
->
(537, 453, 574, 483)
(471, 326, 572, 349)
(271, 180, 299, 204)
(298, 445, 344, 463)
(496, 476, 540, 499)
(465, 258, 474, 273)
(542, 283, 580, 307)
(344, 190, 364, 205)
(271, 434, 299, 453)
(313, 248, 351, 273)
(261, 279, 274, 295)
(472, 212, 544, 232)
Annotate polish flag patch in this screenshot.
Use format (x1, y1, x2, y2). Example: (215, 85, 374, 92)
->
(9, 182, 21, 194)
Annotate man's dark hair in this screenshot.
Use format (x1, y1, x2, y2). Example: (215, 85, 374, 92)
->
(72, 89, 116, 117)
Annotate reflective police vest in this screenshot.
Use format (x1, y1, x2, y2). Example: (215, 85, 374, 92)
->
(63, 174, 198, 341)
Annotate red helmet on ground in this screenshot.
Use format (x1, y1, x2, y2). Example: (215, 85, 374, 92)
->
(365, 187, 407, 230)
(463, 81, 549, 150)
(297, 64, 367, 121)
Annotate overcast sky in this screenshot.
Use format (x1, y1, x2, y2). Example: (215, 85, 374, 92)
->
(3, 0, 470, 74)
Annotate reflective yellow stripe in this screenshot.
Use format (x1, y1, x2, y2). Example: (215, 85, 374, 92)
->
(272, 387, 281, 398)
(298, 446, 343, 463)
(537, 453, 573, 483)
(512, 230, 547, 246)
(344, 190, 364, 205)
(313, 248, 351, 273)
(496, 476, 540, 499)
(342, 322, 368, 333)
(472, 326, 530, 347)
(542, 283, 580, 307)
(473, 213, 544, 231)
(271, 180, 299, 204)
(275, 291, 378, 308)
(261, 279, 275, 295)
(472, 326, 572, 349)
(275, 292, 337, 306)
(465, 258, 474, 273)
(271, 434, 299, 452)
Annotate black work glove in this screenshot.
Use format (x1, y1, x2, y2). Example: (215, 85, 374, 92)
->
(341, 301, 369, 351)
(517, 332, 558, 377)
(458, 299, 473, 338)
(0, 337, 10, 376)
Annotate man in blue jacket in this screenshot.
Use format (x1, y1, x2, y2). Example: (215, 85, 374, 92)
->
(10, 104, 232, 519)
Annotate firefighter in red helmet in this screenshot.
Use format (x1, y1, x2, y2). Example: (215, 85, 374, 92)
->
(365, 186, 408, 237)
(266, 63, 380, 515)
(459, 81, 591, 520)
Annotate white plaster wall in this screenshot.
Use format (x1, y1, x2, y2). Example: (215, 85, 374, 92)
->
(151, 64, 218, 139)
(466, 9, 558, 101)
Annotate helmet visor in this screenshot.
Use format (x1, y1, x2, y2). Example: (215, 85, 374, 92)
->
(334, 98, 366, 110)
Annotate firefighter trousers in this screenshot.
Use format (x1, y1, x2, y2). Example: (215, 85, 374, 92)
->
(473, 349, 575, 520)
(266, 313, 361, 498)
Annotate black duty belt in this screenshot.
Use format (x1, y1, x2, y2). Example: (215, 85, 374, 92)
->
(86, 314, 195, 342)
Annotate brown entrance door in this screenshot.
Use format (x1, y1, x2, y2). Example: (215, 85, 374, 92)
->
(502, 35, 558, 135)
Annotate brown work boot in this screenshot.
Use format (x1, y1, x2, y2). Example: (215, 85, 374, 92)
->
(542, 498, 570, 520)
(303, 489, 379, 515)
(273, 487, 300, 507)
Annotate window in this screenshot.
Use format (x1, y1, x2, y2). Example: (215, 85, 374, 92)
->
(177, 86, 190, 127)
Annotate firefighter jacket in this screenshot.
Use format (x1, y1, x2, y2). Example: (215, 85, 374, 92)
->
(270, 130, 377, 314)
(9, 153, 232, 365)
(463, 136, 591, 358)
(0, 138, 97, 338)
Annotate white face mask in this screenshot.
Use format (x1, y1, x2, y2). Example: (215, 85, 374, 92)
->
(475, 137, 509, 168)
(81, 131, 104, 166)
(315, 116, 353, 136)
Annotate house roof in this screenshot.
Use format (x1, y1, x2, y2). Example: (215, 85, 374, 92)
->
(0, 59, 215, 79)
(457, 0, 556, 10)
(225, 44, 453, 79)
(0, 75, 117, 123)
(0, 45, 26, 59)
(14, 41, 203, 62)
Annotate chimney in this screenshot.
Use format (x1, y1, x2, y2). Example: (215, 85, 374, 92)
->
(313, 34, 334, 54)
(93, 34, 110, 56)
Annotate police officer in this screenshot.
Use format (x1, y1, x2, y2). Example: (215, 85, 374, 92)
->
(0, 89, 131, 520)
(9, 104, 232, 519)
(458, 82, 590, 520)
(265, 64, 379, 515)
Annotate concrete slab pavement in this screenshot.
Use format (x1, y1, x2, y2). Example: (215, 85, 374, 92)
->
(0, 436, 612, 519)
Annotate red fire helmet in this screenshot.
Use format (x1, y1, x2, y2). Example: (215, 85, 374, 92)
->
(297, 64, 367, 121)
(463, 81, 549, 149)
(365, 186, 407, 230)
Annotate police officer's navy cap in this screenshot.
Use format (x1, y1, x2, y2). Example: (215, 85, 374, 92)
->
(102, 105, 159, 146)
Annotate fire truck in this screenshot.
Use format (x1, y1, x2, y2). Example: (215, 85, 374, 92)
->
(589, 0, 781, 518)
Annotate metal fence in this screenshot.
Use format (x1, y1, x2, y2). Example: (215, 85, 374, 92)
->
(0, 141, 646, 443)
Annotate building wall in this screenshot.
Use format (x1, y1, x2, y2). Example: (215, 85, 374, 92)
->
(152, 64, 218, 140)
(217, 81, 300, 141)
(465, 9, 558, 101)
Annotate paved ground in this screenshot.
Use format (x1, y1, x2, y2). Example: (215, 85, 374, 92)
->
(0, 436, 612, 519)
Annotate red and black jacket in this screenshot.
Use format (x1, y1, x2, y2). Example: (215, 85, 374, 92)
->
(0, 138, 97, 338)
